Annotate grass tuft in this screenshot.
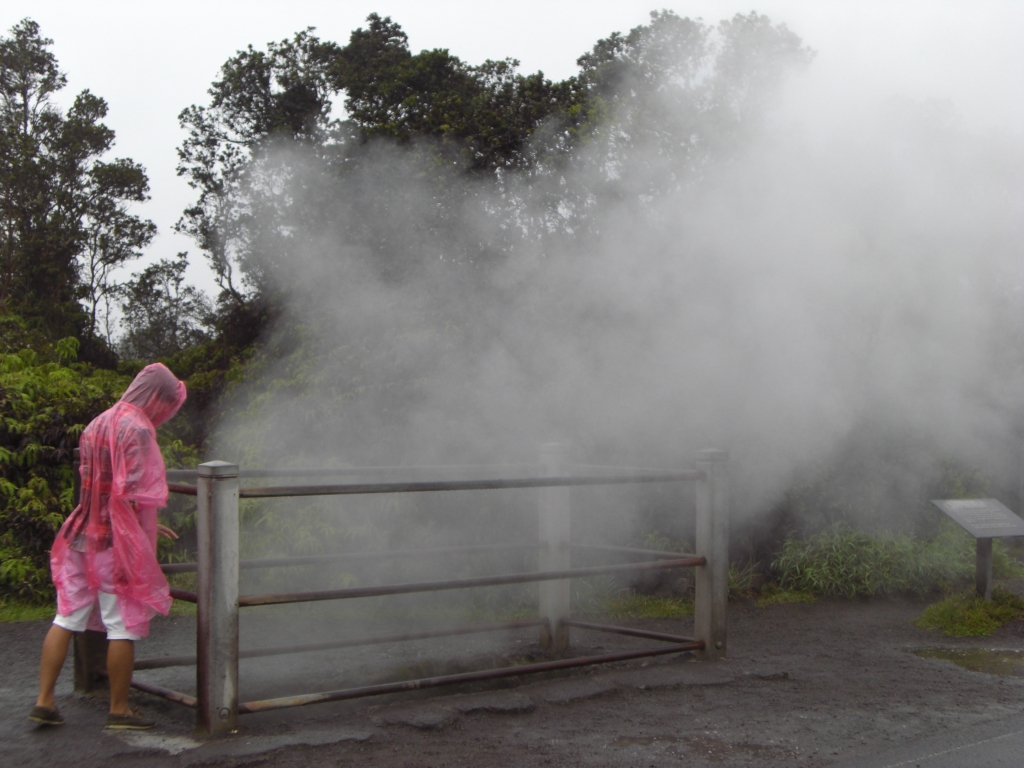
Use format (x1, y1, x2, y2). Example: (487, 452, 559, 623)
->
(605, 593, 694, 619)
(0, 599, 54, 623)
(169, 599, 197, 616)
(728, 559, 760, 599)
(757, 589, 816, 607)
(915, 589, 1024, 637)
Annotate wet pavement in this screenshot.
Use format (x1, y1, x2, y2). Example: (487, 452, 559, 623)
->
(834, 711, 1024, 768)
(4, 598, 1024, 767)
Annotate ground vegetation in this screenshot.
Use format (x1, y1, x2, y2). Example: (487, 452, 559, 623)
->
(0, 326, 129, 600)
(915, 589, 1024, 637)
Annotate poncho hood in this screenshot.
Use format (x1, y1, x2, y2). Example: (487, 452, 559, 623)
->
(119, 362, 187, 427)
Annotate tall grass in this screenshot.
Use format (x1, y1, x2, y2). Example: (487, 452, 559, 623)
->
(772, 521, 1021, 597)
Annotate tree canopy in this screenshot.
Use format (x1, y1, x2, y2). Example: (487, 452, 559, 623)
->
(176, 11, 813, 331)
(0, 19, 156, 360)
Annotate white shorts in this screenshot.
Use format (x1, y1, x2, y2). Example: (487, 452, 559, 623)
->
(53, 591, 141, 641)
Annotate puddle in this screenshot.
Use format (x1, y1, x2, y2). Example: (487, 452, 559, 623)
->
(913, 648, 1024, 677)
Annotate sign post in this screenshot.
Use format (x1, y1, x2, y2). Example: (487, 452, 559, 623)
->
(931, 499, 1024, 601)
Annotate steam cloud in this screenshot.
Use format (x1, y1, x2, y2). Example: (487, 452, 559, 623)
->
(209, 26, 1024, 536)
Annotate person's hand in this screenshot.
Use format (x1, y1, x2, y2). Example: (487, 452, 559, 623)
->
(157, 524, 178, 541)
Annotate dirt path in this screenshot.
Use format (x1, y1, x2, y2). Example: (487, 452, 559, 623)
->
(4, 597, 1024, 767)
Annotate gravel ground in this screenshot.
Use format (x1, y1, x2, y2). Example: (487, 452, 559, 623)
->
(4, 596, 1024, 767)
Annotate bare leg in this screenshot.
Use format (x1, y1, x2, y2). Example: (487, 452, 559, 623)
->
(107, 639, 134, 715)
(37, 625, 74, 710)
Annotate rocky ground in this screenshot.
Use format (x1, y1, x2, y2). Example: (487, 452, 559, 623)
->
(4, 596, 1024, 767)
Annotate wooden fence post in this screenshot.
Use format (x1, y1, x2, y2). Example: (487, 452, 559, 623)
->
(1019, 435, 1024, 515)
(695, 449, 729, 660)
(538, 443, 570, 651)
(196, 461, 240, 735)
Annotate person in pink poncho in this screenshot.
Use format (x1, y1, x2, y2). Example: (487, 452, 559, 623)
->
(28, 363, 187, 730)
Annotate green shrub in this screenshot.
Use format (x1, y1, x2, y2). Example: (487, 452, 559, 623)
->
(0, 340, 129, 601)
(915, 589, 1024, 637)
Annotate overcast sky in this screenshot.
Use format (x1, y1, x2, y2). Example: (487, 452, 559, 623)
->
(3, 1, 1022, 295)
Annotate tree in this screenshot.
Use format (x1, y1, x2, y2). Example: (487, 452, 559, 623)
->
(118, 254, 211, 360)
(176, 28, 343, 312)
(566, 12, 813, 207)
(335, 14, 573, 172)
(0, 19, 155, 352)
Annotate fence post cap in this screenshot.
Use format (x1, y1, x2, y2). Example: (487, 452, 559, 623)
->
(198, 461, 240, 478)
(696, 449, 729, 463)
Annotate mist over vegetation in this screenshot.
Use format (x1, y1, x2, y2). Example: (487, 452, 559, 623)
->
(1, 11, 1022, 603)
(190, 13, 815, 471)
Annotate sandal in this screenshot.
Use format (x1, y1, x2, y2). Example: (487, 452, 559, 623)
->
(27, 705, 64, 726)
(104, 708, 155, 730)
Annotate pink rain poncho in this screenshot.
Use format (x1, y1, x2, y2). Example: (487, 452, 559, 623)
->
(50, 363, 187, 637)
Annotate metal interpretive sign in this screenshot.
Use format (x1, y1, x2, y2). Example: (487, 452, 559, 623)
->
(931, 499, 1024, 539)
(932, 498, 1024, 601)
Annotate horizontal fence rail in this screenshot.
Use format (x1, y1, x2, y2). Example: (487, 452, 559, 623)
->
(166, 470, 704, 500)
(135, 619, 548, 670)
(236, 642, 703, 714)
(161, 543, 538, 575)
(165, 463, 682, 482)
(159, 541, 682, 576)
(238, 557, 704, 607)
(97, 671, 198, 709)
(236, 472, 705, 498)
(568, 543, 692, 560)
(129, 679, 198, 709)
(165, 463, 544, 481)
(563, 620, 697, 644)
